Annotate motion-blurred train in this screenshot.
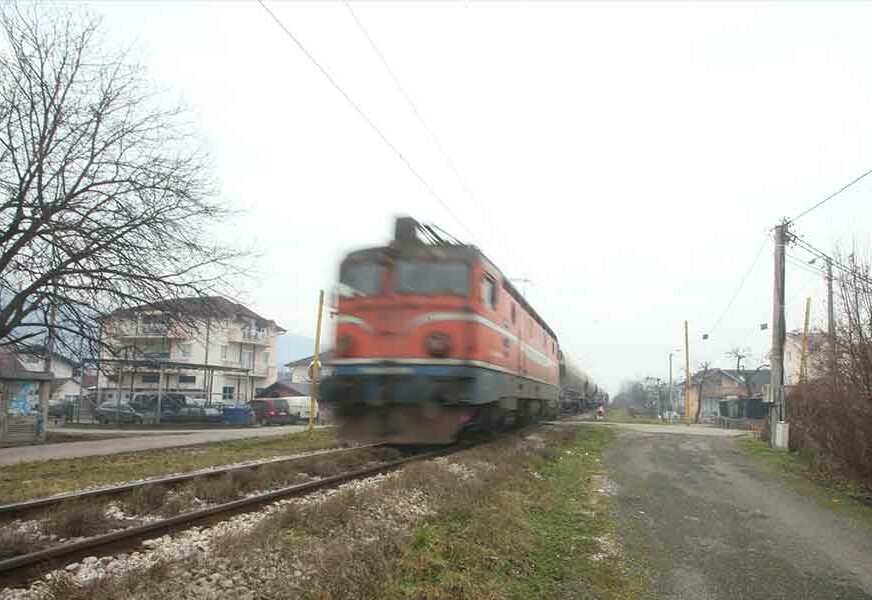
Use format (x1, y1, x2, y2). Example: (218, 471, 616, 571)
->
(322, 217, 606, 444)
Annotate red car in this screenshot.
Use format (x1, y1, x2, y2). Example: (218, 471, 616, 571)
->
(249, 398, 294, 425)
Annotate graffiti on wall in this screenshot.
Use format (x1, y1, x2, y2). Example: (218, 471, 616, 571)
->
(8, 381, 38, 414)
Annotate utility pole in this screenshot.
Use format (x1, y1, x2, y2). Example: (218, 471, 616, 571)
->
(684, 321, 690, 423)
(309, 290, 325, 433)
(826, 258, 836, 387)
(769, 222, 787, 447)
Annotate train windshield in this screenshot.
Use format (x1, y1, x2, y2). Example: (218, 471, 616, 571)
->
(340, 262, 384, 295)
(395, 260, 470, 296)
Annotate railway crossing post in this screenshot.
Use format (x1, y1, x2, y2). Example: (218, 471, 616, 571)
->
(309, 290, 324, 433)
(684, 321, 690, 423)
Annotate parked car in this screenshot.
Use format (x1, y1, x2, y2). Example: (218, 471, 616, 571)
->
(286, 397, 319, 423)
(130, 393, 223, 423)
(48, 399, 67, 419)
(249, 398, 294, 425)
(95, 401, 144, 424)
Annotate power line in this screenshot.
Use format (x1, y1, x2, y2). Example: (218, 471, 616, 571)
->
(785, 253, 825, 277)
(706, 232, 770, 337)
(256, 0, 477, 242)
(788, 165, 872, 224)
(790, 233, 872, 286)
(342, 2, 522, 272)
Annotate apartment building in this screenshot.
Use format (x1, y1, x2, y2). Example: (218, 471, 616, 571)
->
(98, 297, 284, 404)
(784, 330, 827, 386)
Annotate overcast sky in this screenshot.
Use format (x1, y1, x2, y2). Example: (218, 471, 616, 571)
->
(87, 1, 872, 393)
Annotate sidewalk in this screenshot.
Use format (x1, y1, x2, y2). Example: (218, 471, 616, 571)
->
(0, 424, 318, 466)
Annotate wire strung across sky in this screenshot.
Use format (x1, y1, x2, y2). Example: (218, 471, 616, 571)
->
(788, 165, 872, 224)
(705, 232, 771, 339)
(342, 2, 525, 276)
(789, 233, 872, 286)
(256, 0, 478, 243)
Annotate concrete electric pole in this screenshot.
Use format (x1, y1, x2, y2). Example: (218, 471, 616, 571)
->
(769, 222, 788, 448)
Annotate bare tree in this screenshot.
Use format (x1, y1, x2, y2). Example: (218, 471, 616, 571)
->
(0, 6, 243, 361)
(834, 249, 872, 401)
(726, 347, 769, 397)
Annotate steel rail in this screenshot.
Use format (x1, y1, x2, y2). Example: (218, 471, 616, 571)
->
(0, 443, 462, 581)
(0, 444, 379, 519)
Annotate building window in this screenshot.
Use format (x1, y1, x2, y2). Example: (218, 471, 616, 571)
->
(142, 374, 160, 383)
(242, 349, 254, 369)
(179, 375, 196, 384)
(179, 343, 192, 358)
(262, 352, 270, 367)
(220, 345, 228, 360)
(511, 303, 516, 324)
(222, 386, 235, 401)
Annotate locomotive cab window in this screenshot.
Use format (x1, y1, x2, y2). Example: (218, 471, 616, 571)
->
(395, 260, 470, 296)
(480, 275, 497, 310)
(340, 262, 385, 296)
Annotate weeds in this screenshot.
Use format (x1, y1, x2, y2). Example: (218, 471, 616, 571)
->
(44, 559, 173, 600)
(270, 489, 366, 534)
(0, 527, 41, 559)
(160, 487, 197, 516)
(3, 428, 337, 503)
(123, 484, 168, 515)
(190, 473, 239, 504)
(44, 501, 119, 538)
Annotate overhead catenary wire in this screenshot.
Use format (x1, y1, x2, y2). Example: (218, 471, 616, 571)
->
(788, 165, 872, 224)
(256, 0, 477, 243)
(342, 2, 523, 273)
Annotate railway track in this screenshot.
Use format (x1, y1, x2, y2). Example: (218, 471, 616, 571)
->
(0, 443, 378, 520)
(0, 441, 470, 588)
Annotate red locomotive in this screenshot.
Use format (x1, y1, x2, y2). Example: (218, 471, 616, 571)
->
(323, 217, 601, 444)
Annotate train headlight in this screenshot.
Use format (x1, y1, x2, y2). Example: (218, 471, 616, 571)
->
(336, 334, 354, 357)
(425, 332, 451, 357)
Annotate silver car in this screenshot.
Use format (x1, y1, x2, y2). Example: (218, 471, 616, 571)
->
(95, 401, 144, 424)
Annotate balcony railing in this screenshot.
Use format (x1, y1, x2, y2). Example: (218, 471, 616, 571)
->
(112, 323, 186, 339)
(227, 327, 271, 345)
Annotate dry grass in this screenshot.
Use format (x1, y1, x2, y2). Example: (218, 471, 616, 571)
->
(0, 527, 41, 559)
(0, 428, 337, 504)
(123, 485, 168, 515)
(44, 501, 121, 539)
(268, 489, 370, 535)
(31, 426, 629, 600)
(304, 529, 405, 600)
(43, 559, 174, 600)
(159, 487, 197, 517)
(189, 473, 239, 504)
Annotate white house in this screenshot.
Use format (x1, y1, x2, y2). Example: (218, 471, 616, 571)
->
(98, 297, 284, 405)
(783, 330, 826, 386)
(285, 351, 332, 385)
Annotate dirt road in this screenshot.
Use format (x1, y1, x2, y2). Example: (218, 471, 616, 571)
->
(607, 428, 872, 599)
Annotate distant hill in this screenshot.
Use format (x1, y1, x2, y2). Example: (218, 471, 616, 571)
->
(277, 333, 330, 365)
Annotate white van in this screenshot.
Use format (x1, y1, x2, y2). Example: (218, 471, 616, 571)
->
(285, 396, 319, 422)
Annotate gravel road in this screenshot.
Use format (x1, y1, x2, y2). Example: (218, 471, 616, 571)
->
(608, 429, 872, 600)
